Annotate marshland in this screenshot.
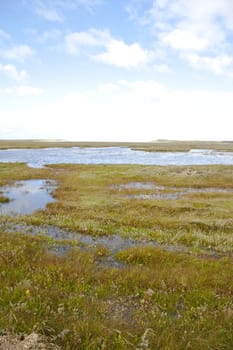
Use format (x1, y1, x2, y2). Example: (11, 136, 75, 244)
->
(0, 141, 233, 349)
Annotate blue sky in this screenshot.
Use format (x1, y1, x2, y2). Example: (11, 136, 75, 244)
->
(0, 0, 233, 141)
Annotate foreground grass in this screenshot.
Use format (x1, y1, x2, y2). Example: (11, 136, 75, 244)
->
(0, 162, 233, 348)
(0, 232, 232, 349)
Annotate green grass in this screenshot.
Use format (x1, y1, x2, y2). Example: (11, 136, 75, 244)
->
(0, 232, 232, 349)
(1, 139, 233, 152)
(0, 161, 233, 348)
(14, 163, 232, 253)
(0, 163, 233, 253)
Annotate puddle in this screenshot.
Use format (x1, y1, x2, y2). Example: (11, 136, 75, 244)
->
(0, 180, 56, 215)
(0, 222, 162, 253)
(113, 182, 233, 200)
(0, 222, 225, 268)
(112, 182, 165, 190)
(129, 193, 184, 200)
(48, 244, 126, 268)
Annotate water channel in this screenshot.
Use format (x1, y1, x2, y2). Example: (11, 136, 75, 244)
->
(0, 147, 233, 167)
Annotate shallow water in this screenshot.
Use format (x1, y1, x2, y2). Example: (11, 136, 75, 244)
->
(113, 182, 233, 200)
(0, 180, 56, 215)
(0, 222, 225, 263)
(0, 222, 185, 254)
(112, 182, 165, 190)
(0, 147, 233, 167)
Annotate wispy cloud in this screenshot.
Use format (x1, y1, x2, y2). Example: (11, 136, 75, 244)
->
(187, 54, 233, 75)
(41, 29, 62, 41)
(58, 0, 104, 11)
(65, 29, 151, 68)
(35, 5, 63, 22)
(153, 64, 171, 73)
(0, 63, 28, 81)
(4, 85, 43, 96)
(65, 29, 109, 55)
(27, 0, 104, 21)
(0, 45, 34, 61)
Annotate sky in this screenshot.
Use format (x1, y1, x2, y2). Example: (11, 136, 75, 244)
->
(0, 0, 233, 141)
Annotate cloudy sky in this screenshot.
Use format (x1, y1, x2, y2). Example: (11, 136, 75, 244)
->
(0, 0, 233, 141)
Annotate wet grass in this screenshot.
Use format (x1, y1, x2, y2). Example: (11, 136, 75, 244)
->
(0, 232, 233, 349)
(0, 162, 233, 348)
(0, 163, 233, 253)
(15, 163, 232, 253)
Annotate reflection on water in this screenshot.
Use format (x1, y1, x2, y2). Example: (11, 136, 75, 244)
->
(0, 222, 224, 262)
(0, 180, 56, 215)
(0, 147, 233, 167)
(0, 222, 188, 254)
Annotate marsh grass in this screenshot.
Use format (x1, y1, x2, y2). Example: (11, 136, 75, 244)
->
(0, 196, 9, 203)
(1, 163, 233, 253)
(1, 139, 233, 152)
(0, 161, 233, 348)
(28, 163, 233, 253)
(0, 232, 232, 349)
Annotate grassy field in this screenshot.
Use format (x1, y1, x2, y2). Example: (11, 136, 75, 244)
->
(0, 139, 233, 152)
(0, 158, 233, 348)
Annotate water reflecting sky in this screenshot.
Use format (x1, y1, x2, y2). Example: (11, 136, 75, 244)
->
(0, 147, 233, 168)
(0, 180, 56, 215)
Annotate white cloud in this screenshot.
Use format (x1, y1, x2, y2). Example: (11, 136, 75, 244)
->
(148, 0, 233, 31)
(147, 0, 229, 51)
(161, 28, 211, 51)
(0, 45, 34, 61)
(94, 40, 150, 68)
(2, 80, 232, 141)
(4, 85, 43, 96)
(187, 54, 233, 75)
(65, 29, 151, 68)
(128, 0, 233, 75)
(149, 0, 233, 51)
(0, 64, 28, 81)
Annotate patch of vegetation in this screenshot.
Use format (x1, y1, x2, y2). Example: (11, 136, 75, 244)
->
(1, 163, 233, 253)
(0, 161, 233, 348)
(0, 232, 232, 349)
(1, 139, 233, 152)
(0, 163, 52, 186)
(26, 164, 233, 253)
(0, 196, 9, 204)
